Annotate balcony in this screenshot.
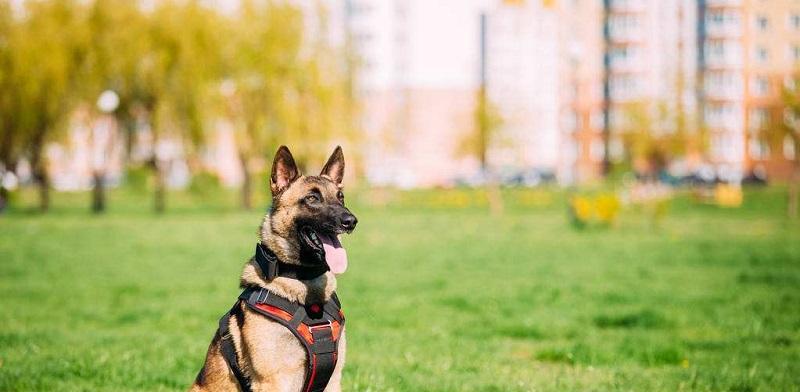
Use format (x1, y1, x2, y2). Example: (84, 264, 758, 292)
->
(704, 85, 744, 100)
(704, 56, 744, 69)
(705, 0, 743, 8)
(704, 104, 744, 131)
(608, 26, 643, 43)
(704, 42, 744, 69)
(608, 0, 645, 13)
(609, 58, 642, 73)
(704, 22, 742, 38)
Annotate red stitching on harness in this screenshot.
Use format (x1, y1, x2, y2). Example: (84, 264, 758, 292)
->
(304, 355, 318, 392)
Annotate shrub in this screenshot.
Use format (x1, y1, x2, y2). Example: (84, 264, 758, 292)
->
(569, 192, 621, 228)
(123, 166, 150, 194)
(188, 171, 222, 199)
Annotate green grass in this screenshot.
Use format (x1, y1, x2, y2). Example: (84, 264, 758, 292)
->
(1, 187, 799, 391)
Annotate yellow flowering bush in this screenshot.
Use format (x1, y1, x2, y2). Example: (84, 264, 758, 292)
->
(569, 192, 620, 228)
(595, 194, 621, 225)
(714, 184, 743, 208)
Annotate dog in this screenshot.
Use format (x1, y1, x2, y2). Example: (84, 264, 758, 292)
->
(191, 145, 357, 392)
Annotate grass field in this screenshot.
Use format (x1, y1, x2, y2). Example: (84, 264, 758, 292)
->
(1, 187, 799, 391)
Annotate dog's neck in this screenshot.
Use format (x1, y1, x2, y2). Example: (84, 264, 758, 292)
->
(239, 214, 337, 305)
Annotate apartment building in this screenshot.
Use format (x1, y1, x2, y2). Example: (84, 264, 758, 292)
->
(484, 1, 562, 176)
(346, 0, 493, 187)
(739, 0, 800, 179)
(483, 0, 605, 184)
(603, 0, 699, 175)
(560, 0, 605, 183)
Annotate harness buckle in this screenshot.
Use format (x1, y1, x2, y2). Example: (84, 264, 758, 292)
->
(307, 319, 336, 354)
(256, 288, 269, 303)
(307, 319, 332, 332)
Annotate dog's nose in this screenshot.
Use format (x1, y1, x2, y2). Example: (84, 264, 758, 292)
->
(340, 213, 358, 231)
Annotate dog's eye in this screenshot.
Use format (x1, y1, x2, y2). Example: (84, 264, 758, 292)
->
(336, 191, 344, 201)
(305, 194, 320, 203)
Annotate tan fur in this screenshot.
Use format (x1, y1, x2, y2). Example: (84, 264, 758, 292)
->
(191, 158, 350, 392)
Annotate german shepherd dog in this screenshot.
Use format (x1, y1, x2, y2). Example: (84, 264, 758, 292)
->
(191, 146, 357, 391)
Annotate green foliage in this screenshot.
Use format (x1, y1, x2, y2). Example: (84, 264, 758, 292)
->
(617, 100, 706, 175)
(459, 87, 503, 168)
(0, 0, 359, 212)
(0, 0, 87, 171)
(123, 166, 150, 195)
(188, 171, 222, 199)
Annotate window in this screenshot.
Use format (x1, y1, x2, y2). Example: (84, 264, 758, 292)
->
(707, 9, 740, 29)
(785, 136, 797, 160)
(609, 45, 638, 67)
(756, 15, 769, 31)
(705, 103, 742, 128)
(793, 45, 800, 62)
(610, 75, 638, 99)
(749, 108, 769, 131)
(749, 138, 769, 160)
(755, 46, 769, 62)
(590, 111, 604, 129)
(791, 14, 800, 30)
(609, 14, 639, 37)
(590, 140, 604, 161)
(706, 41, 726, 59)
(751, 76, 770, 96)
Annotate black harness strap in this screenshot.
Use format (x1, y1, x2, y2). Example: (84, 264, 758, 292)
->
(218, 303, 252, 391)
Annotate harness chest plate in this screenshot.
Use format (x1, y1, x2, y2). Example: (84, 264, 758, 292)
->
(218, 287, 345, 392)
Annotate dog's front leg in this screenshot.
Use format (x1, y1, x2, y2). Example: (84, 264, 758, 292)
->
(324, 329, 346, 392)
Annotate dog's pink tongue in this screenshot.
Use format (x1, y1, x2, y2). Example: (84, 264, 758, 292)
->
(318, 232, 348, 274)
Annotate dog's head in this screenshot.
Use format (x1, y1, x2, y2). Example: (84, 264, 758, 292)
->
(263, 145, 357, 274)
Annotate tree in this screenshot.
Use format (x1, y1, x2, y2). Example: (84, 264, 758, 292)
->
(618, 100, 703, 179)
(0, 2, 19, 212)
(458, 85, 504, 215)
(3, 0, 88, 212)
(136, 1, 222, 213)
(79, 0, 149, 213)
(222, 1, 358, 209)
(220, 1, 303, 209)
(766, 77, 800, 219)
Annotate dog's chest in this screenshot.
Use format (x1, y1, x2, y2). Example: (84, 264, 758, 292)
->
(242, 311, 308, 387)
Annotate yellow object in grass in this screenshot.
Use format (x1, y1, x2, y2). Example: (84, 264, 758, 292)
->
(595, 193, 621, 225)
(569, 193, 621, 228)
(714, 184, 743, 208)
(570, 196, 593, 226)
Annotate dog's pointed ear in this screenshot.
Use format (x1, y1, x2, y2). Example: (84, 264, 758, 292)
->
(320, 146, 345, 185)
(271, 145, 300, 194)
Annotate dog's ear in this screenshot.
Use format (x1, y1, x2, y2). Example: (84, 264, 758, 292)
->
(271, 145, 300, 194)
(320, 146, 345, 185)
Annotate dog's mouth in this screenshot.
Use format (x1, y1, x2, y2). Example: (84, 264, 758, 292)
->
(300, 226, 348, 274)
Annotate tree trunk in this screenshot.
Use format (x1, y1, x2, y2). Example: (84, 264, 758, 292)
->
(239, 153, 252, 210)
(789, 162, 800, 220)
(484, 166, 504, 217)
(30, 129, 49, 213)
(486, 181, 504, 217)
(0, 186, 8, 214)
(36, 169, 50, 213)
(91, 171, 106, 213)
(153, 161, 166, 214)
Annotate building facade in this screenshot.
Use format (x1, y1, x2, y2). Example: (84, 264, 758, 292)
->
(347, 0, 493, 187)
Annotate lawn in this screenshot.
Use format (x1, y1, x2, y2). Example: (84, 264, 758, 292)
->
(1, 187, 799, 391)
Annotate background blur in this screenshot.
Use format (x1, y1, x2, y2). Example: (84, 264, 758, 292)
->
(1, 0, 800, 391)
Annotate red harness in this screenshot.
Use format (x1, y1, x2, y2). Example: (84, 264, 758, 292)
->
(218, 287, 345, 392)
